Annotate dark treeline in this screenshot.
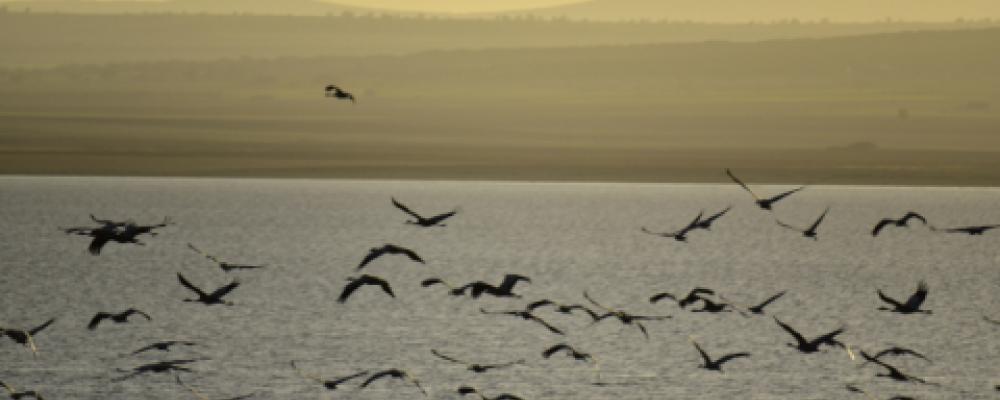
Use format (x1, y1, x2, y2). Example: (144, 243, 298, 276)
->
(1, 10, 998, 67)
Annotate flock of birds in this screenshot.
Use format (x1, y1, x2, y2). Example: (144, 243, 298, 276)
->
(3, 169, 999, 399)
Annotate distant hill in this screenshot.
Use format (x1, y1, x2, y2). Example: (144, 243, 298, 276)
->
(494, 0, 1000, 22)
(0, 0, 431, 16)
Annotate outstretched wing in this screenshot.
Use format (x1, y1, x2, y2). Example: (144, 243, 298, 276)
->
(901, 212, 927, 225)
(391, 198, 423, 220)
(177, 273, 209, 298)
(430, 349, 466, 365)
(583, 291, 613, 312)
(649, 292, 677, 304)
(775, 219, 803, 233)
(902, 281, 928, 310)
(764, 186, 806, 204)
(424, 210, 458, 226)
(125, 308, 153, 321)
(208, 280, 241, 299)
(542, 344, 571, 358)
(399, 247, 425, 263)
(88, 313, 111, 330)
(872, 219, 894, 236)
(877, 289, 905, 309)
(528, 315, 564, 335)
(750, 291, 786, 312)
(701, 206, 732, 226)
(773, 317, 807, 347)
(814, 327, 845, 347)
(187, 243, 222, 264)
(357, 248, 384, 270)
(807, 208, 830, 232)
(29, 318, 56, 335)
(691, 341, 713, 366)
(716, 352, 751, 366)
(725, 169, 760, 201)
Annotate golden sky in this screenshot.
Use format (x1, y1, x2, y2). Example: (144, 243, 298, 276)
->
(323, 0, 582, 13)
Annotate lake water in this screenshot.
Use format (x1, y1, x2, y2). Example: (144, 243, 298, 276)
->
(1, 176, 998, 399)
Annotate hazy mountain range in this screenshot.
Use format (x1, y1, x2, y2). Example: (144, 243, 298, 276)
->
(4, 0, 1000, 21)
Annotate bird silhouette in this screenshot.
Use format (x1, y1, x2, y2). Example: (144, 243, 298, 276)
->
(357, 244, 425, 270)
(338, 275, 395, 303)
(877, 281, 931, 314)
(0, 381, 44, 400)
(691, 340, 750, 372)
(649, 287, 715, 308)
(480, 308, 564, 335)
(859, 351, 935, 385)
(457, 274, 531, 298)
(63, 217, 171, 255)
(747, 291, 787, 315)
(641, 211, 704, 242)
(177, 273, 240, 306)
(430, 349, 525, 373)
(113, 359, 203, 381)
(392, 197, 458, 227)
(457, 386, 524, 400)
(0, 318, 55, 356)
(131, 340, 197, 355)
(585, 291, 671, 339)
(325, 84, 355, 103)
(871, 212, 928, 236)
(542, 343, 593, 362)
(526, 300, 601, 320)
(175, 375, 256, 400)
(774, 317, 846, 353)
(187, 243, 266, 272)
(932, 224, 1000, 235)
(290, 360, 368, 391)
(360, 369, 426, 396)
(859, 346, 932, 365)
(694, 206, 732, 230)
(726, 169, 805, 210)
(776, 208, 829, 240)
(88, 308, 151, 330)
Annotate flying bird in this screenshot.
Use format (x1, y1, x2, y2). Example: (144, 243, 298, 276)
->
(774, 317, 846, 354)
(430, 349, 525, 373)
(859, 350, 935, 385)
(641, 211, 704, 242)
(932, 224, 1000, 235)
(392, 197, 458, 227)
(585, 291, 671, 339)
(650, 287, 716, 308)
(177, 273, 240, 306)
(689, 298, 736, 313)
(175, 375, 255, 400)
(877, 281, 931, 314)
(871, 212, 928, 236)
(859, 346, 932, 365)
(112, 359, 203, 381)
(0, 381, 44, 400)
(357, 244, 425, 270)
(88, 308, 152, 330)
(542, 343, 593, 362)
(458, 274, 531, 298)
(776, 208, 829, 240)
(131, 340, 197, 355)
(360, 369, 426, 396)
(290, 360, 368, 391)
(480, 308, 564, 335)
(1, 318, 55, 356)
(726, 169, 806, 210)
(187, 243, 266, 272)
(325, 84, 355, 103)
(691, 340, 750, 372)
(338, 275, 395, 303)
(63, 217, 172, 255)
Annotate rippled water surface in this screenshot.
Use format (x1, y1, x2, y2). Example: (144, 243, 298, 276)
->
(1, 177, 999, 399)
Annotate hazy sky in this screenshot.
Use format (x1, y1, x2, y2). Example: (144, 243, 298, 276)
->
(324, 0, 582, 13)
